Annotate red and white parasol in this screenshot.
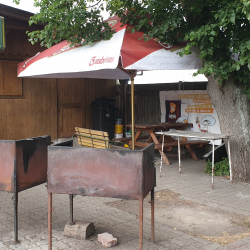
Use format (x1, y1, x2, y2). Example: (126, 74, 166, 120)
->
(17, 15, 202, 151)
(17, 15, 201, 79)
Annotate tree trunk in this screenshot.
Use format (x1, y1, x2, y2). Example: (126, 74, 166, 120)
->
(207, 76, 250, 181)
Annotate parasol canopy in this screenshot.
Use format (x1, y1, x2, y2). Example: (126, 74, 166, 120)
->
(17, 15, 202, 79)
(17, 15, 202, 150)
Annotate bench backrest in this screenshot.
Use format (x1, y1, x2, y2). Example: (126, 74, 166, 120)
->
(75, 127, 110, 149)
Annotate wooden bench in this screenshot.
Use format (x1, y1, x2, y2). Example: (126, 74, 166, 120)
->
(75, 127, 130, 149)
(154, 140, 210, 150)
(112, 135, 149, 143)
(125, 139, 209, 149)
(75, 127, 110, 148)
(128, 139, 209, 162)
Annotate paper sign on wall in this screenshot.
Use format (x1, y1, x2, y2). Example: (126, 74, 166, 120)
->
(160, 90, 221, 144)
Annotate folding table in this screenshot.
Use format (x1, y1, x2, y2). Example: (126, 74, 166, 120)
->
(156, 130, 233, 188)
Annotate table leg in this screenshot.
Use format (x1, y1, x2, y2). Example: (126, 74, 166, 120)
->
(160, 135, 165, 176)
(178, 137, 181, 174)
(181, 137, 198, 161)
(160, 152, 171, 165)
(48, 193, 52, 250)
(129, 131, 142, 148)
(147, 135, 153, 143)
(69, 194, 75, 225)
(135, 131, 142, 141)
(139, 199, 143, 250)
(151, 188, 154, 243)
(13, 191, 18, 244)
(228, 138, 232, 183)
(151, 132, 171, 165)
(212, 140, 215, 189)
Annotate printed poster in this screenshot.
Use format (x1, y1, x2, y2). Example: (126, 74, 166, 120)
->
(165, 100, 181, 122)
(160, 90, 222, 144)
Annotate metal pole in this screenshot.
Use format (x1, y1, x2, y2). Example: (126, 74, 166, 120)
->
(160, 134, 164, 177)
(48, 193, 52, 250)
(13, 191, 18, 244)
(139, 199, 143, 250)
(131, 71, 135, 150)
(13, 147, 19, 245)
(151, 188, 154, 243)
(69, 194, 75, 225)
(228, 138, 232, 183)
(212, 140, 215, 189)
(178, 136, 181, 174)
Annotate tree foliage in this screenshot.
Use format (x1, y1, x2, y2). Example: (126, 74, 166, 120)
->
(14, 0, 114, 48)
(13, 0, 250, 95)
(108, 0, 250, 96)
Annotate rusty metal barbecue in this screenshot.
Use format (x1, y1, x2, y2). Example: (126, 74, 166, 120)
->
(47, 140, 155, 250)
(0, 135, 51, 243)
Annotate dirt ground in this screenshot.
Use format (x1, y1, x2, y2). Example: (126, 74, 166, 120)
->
(106, 189, 250, 245)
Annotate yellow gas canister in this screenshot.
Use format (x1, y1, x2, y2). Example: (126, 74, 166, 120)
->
(115, 125, 124, 134)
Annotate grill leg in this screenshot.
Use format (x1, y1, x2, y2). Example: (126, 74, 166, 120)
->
(139, 199, 143, 250)
(13, 191, 19, 244)
(69, 194, 75, 225)
(151, 188, 155, 243)
(48, 193, 52, 250)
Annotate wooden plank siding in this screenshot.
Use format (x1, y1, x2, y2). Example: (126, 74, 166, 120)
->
(0, 77, 116, 141)
(0, 30, 43, 61)
(0, 28, 116, 141)
(85, 79, 116, 129)
(116, 82, 207, 135)
(0, 78, 57, 140)
(57, 78, 115, 138)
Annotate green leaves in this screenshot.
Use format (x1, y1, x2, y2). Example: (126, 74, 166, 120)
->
(26, 0, 114, 48)
(204, 158, 230, 176)
(209, 37, 214, 43)
(12, 0, 250, 96)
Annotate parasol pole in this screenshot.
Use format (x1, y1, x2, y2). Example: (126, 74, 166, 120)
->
(130, 70, 136, 150)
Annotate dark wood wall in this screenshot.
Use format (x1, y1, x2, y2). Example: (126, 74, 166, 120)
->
(116, 81, 208, 133)
(0, 26, 116, 141)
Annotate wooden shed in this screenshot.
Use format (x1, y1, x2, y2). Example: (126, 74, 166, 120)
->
(0, 4, 116, 141)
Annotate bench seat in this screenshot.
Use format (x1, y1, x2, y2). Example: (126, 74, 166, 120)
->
(129, 140, 209, 150)
(75, 127, 110, 148)
(112, 135, 149, 142)
(75, 127, 130, 149)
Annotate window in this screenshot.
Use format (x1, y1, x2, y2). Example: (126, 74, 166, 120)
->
(0, 61, 22, 96)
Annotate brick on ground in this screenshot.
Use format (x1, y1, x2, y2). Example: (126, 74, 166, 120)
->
(98, 232, 118, 247)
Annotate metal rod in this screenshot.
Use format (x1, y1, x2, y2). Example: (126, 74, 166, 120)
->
(160, 133, 164, 177)
(131, 71, 135, 150)
(228, 138, 232, 183)
(13, 191, 18, 244)
(13, 145, 19, 244)
(151, 188, 155, 243)
(48, 193, 52, 250)
(178, 137, 181, 174)
(69, 194, 75, 225)
(139, 199, 143, 250)
(212, 140, 215, 189)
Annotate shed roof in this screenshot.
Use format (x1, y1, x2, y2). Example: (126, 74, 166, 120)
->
(0, 3, 44, 31)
